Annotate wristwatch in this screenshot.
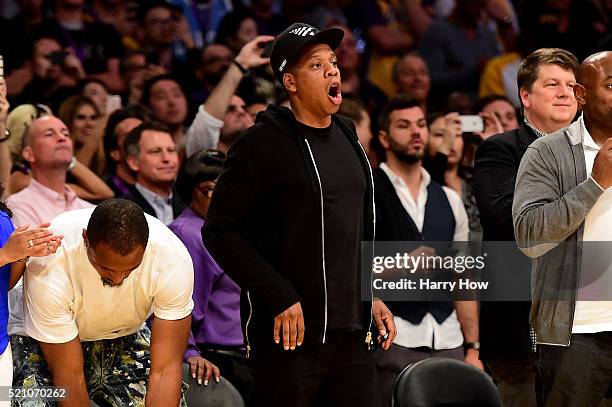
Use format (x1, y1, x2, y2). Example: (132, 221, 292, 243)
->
(67, 156, 77, 171)
(463, 341, 480, 351)
(0, 128, 10, 143)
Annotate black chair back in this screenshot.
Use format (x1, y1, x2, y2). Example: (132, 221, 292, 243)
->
(391, 357, 502, 407)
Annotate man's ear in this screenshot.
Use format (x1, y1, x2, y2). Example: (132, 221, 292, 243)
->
(126, 155, 139, 172)
(109, 149, 121, 162)
(378, 130, 390, 150)
(574, 83, 587, 107)
(82, 229, 88, 247)
(283, 72, 297, 93)
(22, 146, 34, 164)
(519, 87, 531, 110)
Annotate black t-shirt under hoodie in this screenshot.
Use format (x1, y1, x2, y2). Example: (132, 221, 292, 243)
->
(296, 120, 366, 331)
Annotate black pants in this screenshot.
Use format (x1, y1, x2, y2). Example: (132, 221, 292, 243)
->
(486, 353, 537, 407)
(250, 330, 380, 407)
(537, 332, 612, 407)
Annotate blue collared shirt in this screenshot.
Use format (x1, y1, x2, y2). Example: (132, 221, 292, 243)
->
(135, 183, 174, 225)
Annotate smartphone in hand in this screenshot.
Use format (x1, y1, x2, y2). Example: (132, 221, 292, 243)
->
(459, 115, 484, 133)
(261, 40, 275, 58)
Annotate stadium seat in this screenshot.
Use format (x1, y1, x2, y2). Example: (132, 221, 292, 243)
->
(391, 357, 502, 407)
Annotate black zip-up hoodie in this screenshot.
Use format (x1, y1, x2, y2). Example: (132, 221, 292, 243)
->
(202, 105, 376, 355)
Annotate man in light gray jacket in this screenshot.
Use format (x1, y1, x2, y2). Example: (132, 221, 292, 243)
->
(513, 50, 612, 406)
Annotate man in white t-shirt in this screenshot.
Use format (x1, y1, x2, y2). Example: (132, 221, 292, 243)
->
(12, 199, 194, 407)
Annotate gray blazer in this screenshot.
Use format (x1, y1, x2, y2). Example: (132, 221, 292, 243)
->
(512, 119, 604, 346)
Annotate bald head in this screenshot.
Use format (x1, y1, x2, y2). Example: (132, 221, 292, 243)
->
(22, 116, 66, 148)
(577, 51, 612, 88)
(575, 51, 612, 134)
(21, 116, 73, 170)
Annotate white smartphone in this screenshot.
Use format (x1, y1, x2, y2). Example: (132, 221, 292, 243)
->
(105, 94, 122, 115)
(459, 115, 484, 133)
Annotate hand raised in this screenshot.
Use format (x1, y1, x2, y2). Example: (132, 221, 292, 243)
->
(235, 35, 275, 71)
(592, 137, 612, 189)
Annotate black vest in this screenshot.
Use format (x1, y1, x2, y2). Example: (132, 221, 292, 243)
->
(373, 168, 456, 324)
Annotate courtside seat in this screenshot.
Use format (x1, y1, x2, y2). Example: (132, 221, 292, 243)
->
(391, 357, 501, 407)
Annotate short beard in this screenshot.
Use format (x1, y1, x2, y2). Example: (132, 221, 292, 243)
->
(101, 277, 123, 288)
(388, 137, 424, 164)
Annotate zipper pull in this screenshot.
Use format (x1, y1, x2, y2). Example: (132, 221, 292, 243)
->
(246, 345, 251, 359)
(365, 331, 372, 350)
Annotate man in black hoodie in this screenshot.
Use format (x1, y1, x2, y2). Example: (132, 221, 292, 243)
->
(203, 22, 396, 407)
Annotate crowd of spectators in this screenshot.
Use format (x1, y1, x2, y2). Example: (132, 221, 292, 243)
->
(1, 0, 612, 405)
(0, 0, 610, 190)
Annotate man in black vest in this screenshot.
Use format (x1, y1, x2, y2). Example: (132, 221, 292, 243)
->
(373, 94, 481, 406)
(474, 48, 578, 406)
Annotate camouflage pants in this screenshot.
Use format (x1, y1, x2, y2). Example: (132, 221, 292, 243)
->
(10, 327, 187, 407)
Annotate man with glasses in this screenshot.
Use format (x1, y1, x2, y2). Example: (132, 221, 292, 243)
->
(185, 35, 272, 157)
(169, 149, 253, 400)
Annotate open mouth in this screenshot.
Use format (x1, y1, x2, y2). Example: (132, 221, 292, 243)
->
(327, 83, 342, 105)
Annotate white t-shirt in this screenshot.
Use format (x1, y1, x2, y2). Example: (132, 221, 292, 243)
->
(23, 208, 194, 343)
(574, 115, 612, 333)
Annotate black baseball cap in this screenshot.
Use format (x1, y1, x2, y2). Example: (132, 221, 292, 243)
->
(270, 23, 344, 84)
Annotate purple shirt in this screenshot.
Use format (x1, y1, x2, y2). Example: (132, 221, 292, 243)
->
(169, 207, 243, 361)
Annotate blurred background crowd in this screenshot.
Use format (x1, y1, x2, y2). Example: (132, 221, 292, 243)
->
(1, 0, 611, 206)
(0, 0, 610, 247)
(1, 1, 612, 404)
